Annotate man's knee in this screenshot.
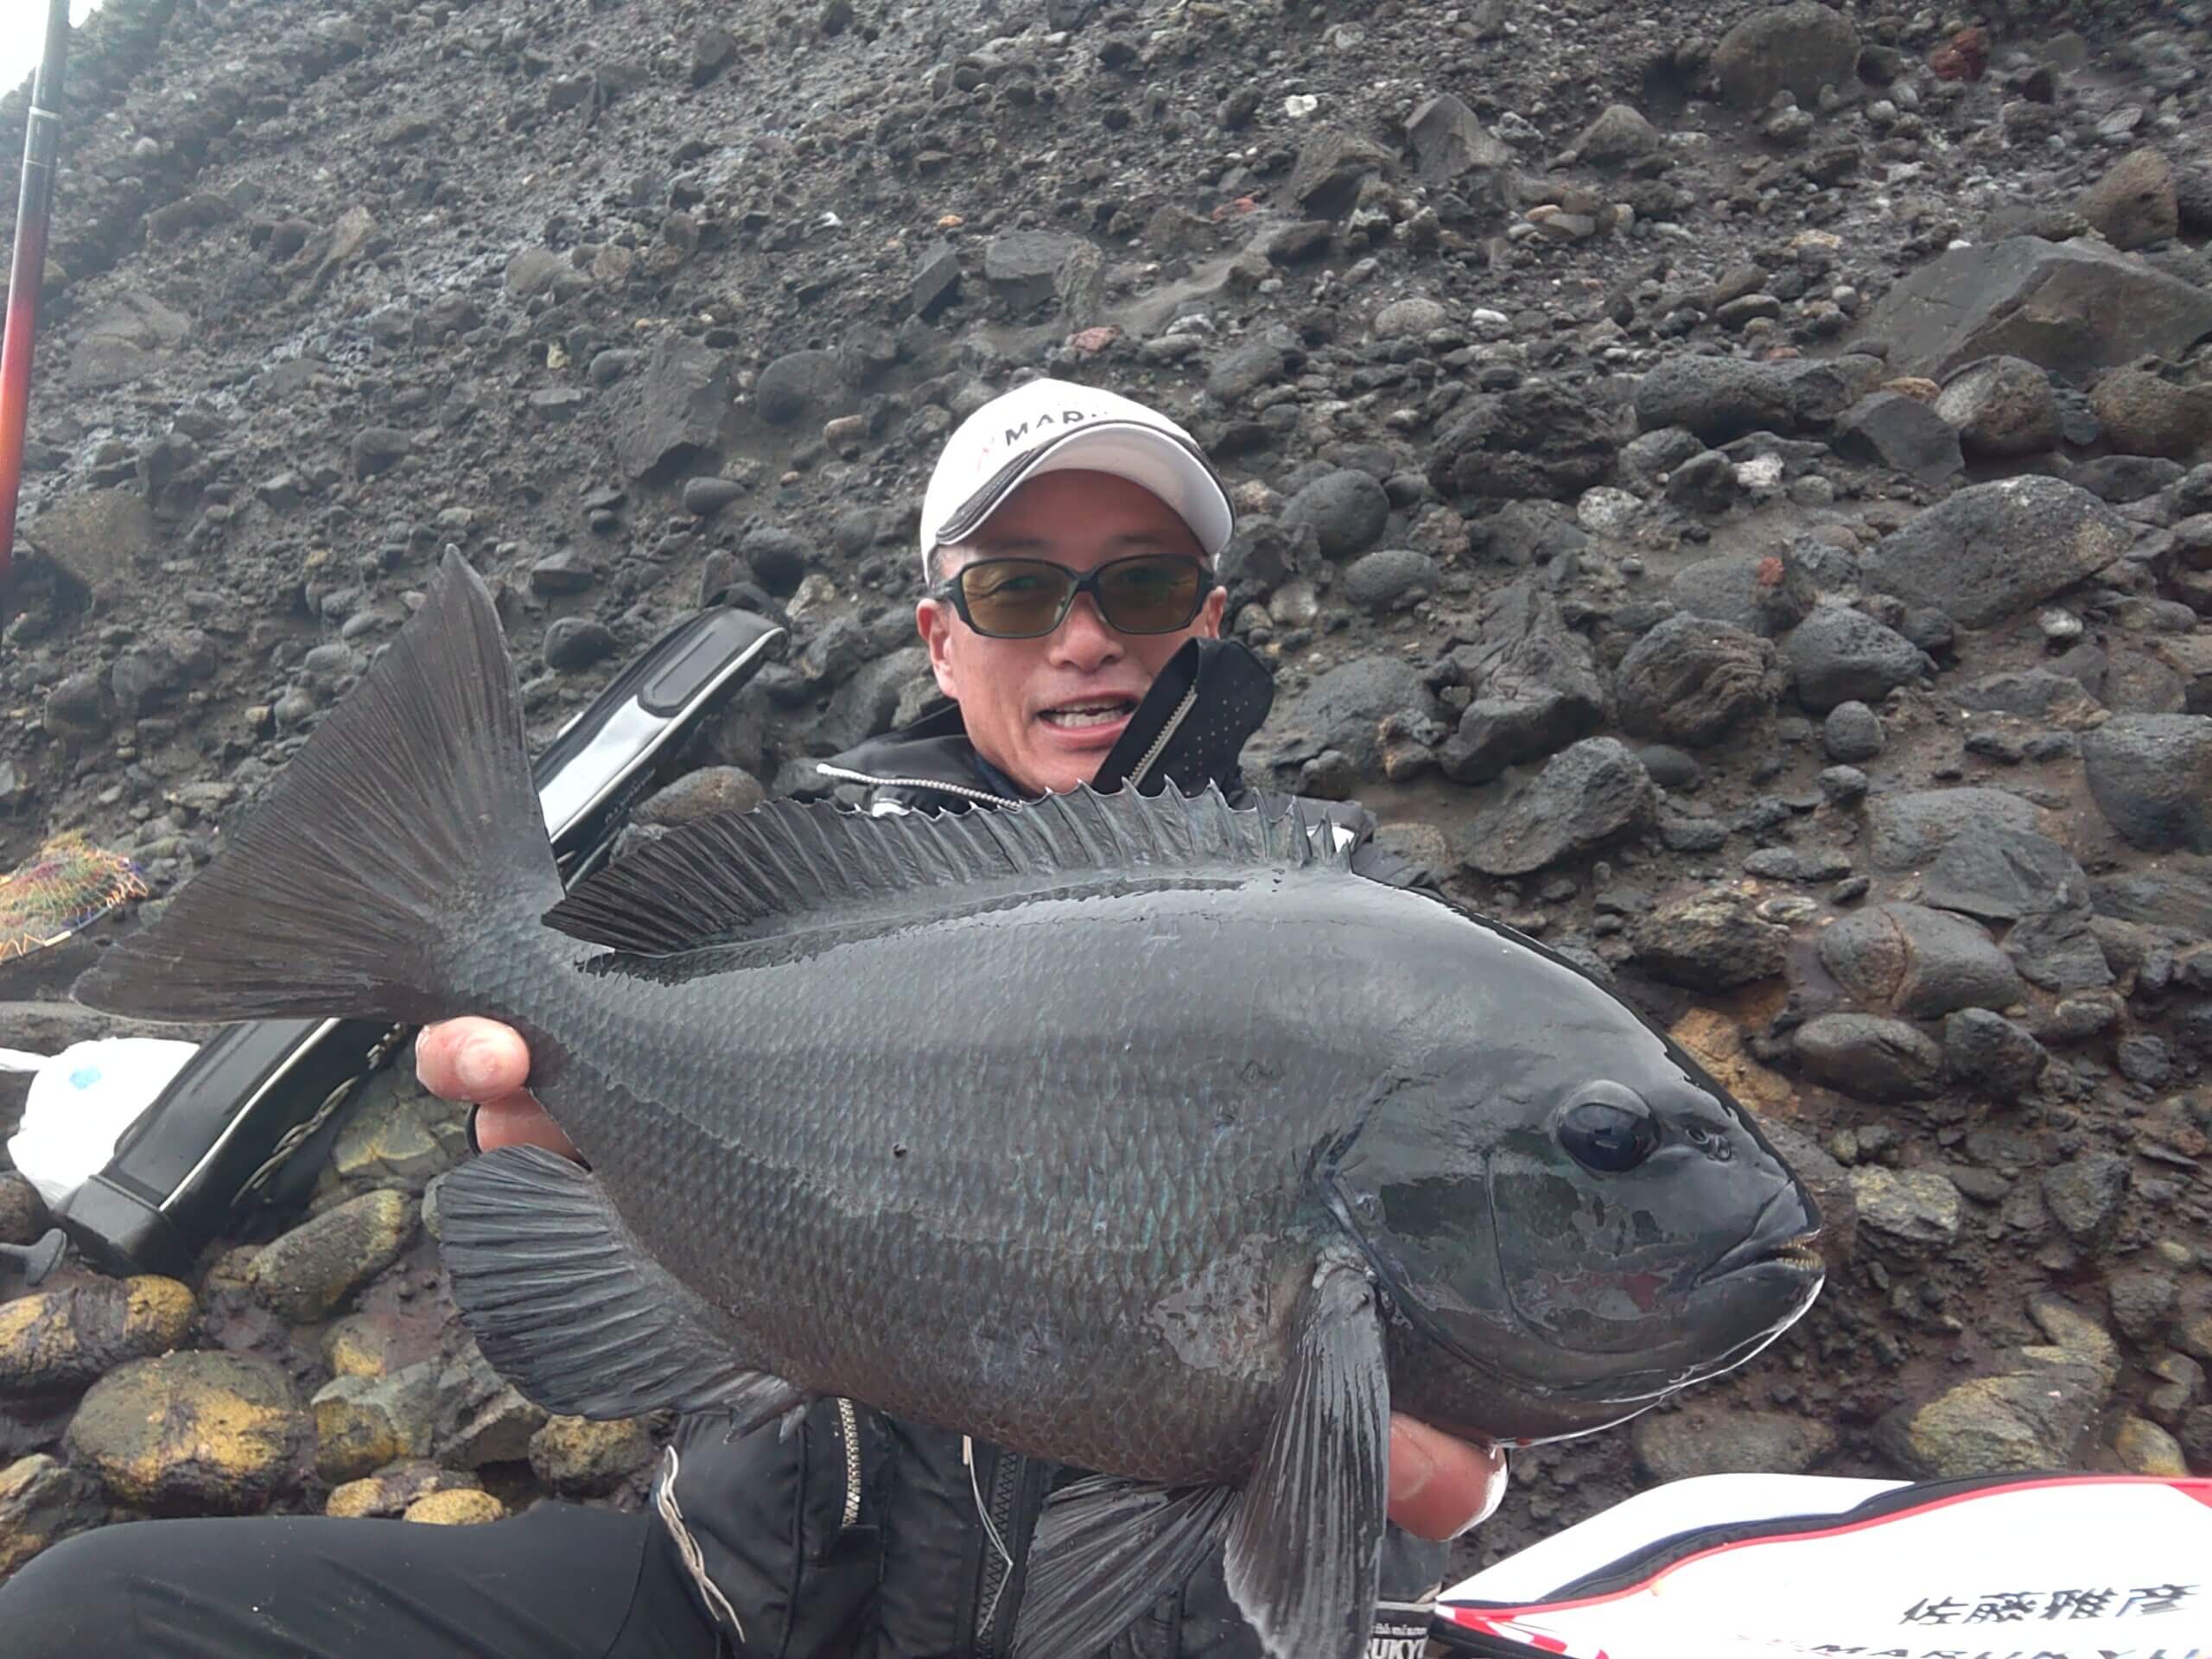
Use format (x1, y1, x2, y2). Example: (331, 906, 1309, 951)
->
(1, 1525, 142, 1654)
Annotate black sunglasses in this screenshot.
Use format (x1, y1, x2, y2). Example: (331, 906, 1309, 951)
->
(932, 554, 1214, 640)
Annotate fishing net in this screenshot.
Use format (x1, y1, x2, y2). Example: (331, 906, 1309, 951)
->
(0, 830, 149, 960)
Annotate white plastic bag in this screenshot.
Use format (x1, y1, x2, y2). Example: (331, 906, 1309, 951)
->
(3, 1037, 200, 1209)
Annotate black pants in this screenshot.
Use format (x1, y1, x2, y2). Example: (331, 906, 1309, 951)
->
(0, 1500, 722, 1658)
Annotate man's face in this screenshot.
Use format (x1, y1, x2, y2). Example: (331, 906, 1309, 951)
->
(916, 469, 1228, 798)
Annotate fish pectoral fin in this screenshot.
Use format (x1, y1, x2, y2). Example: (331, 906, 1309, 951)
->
(1009, 1478, 1236, 1659)
(1222, 1255, 1390, 1659)
(437, 1145, 802, 1428)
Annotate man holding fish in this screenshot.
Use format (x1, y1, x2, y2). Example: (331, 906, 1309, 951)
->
(6, 378, 1821, 1659)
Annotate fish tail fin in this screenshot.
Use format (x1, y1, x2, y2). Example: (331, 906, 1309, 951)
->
(73, 550, 561, 1027)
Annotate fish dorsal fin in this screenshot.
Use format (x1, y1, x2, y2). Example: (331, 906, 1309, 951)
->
(542, 783, 1342, 957)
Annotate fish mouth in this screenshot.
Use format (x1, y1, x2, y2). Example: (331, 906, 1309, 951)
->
(1695, 1185, 1826, 1288)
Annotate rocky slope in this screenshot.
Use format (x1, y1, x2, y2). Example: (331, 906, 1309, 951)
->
(3, 0, 2212, 1598)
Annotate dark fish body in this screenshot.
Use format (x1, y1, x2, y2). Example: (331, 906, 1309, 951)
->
(78, 553, 1825, 1659)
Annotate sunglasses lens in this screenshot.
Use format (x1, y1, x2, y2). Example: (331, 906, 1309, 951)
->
(959, 560, 1075, 637)
(1097, 557, 1204, 632)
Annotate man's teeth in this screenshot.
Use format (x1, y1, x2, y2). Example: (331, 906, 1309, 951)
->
(1041, 702, 1134, 728)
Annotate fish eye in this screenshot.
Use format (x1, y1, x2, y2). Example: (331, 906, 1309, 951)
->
(1557, 1083, 1660, 1174)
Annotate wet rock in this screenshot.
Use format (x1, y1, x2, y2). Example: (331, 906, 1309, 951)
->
(545, 616, 618, 672)
(1847, 1166, 1961, 1254)
(1864, 238, 2212, 382)
(1288, 127, 1395, 219)
(1670, 552, 1817, 639)
(1827, 392, 1962, 488)
(1270, 656, 1443, 780)
(312, 1361, 438, 1483)
(2005, 905, 2113, 994)
(1878, 1297, 2116, 1477)
(1923, 830, 2088, 924)
(1669, 1007, 1797, 1121)
(1821, 702, 1883, 762)
(1630, 888, 1789, 990)
(1463, 740, 1653, 878)
(2089, 369, 2209, 461)
(1573, 104, 1661, 167)
(1632, 357, 1799, 443)
(681, 476, 747, 518)
(2092, 869, 2212, 936)
(1208, 336, 1294, 403)
(1819, 904, 2025, 1020)
(2080, 715, 2212, 852)
(911, 239, 962, 321)
(1340, 548, 1439, 609)
(433, 1344, 550, 1467)
(1943, 1008, 2046, 1097)
(0, 1172, 49, 1246)
(613, 338, 732, 479)
(67, 1351, 308, 1513)
(0, 1275, 197, 1396)
(1861, 478, 2129, 630)
(350, 426, 411, 480)
(1953, 669, 2103, 728)
(1935, 357, 2061, 459)
(2080, 148, 2180, 252)
(1406, 93, 1514, 199)
(982, 230, 1097, 314)
(1371, 297, 1448, 341)
(1281, 470, 1389, 561)
(1438, 583, 1607, 783)
(326, 1461, 484, 1520)
(23, 487, 155, 592)
(2043, 1152, 2130, 1243)
(2107, 1268, 2179, 1344)
(1713, 3, 1859, 110)
(248, 1188, 416, 1323)
(328, 1080, 464, 1194)
(1783, 605, 1927, 713)
(2113, 1416, 2187, 1476)
(1427, 382, 1620, 502)
(1794, 1014, 1945, 1102)
(1616, 614, 1777, 749)
(1632, 1403, 1835, 1483)
(753, 347, 845, 429)
(0, 1455, 106, 1579)
(638, 766, 767, 825)
(528, 1414, 658, 1497)
(406, 1489, 506, 1525)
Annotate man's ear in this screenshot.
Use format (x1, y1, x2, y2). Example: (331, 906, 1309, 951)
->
(1197, 585, 1227, 639)
(917, 596, 961, 700)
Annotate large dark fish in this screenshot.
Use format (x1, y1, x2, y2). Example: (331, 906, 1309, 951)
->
(76, 551, 1825, 1659)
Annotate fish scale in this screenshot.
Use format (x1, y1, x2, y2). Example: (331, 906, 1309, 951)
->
(460, 868, 1408, 1484)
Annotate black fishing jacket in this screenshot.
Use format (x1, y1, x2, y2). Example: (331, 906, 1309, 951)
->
(650, 639, 1452, 1659)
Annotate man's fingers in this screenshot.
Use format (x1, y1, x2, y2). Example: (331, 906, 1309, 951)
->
(1386, 1414, 1508, 1541)
(416, 1017, 531, 1103)
(473, 1092, 577, 1159)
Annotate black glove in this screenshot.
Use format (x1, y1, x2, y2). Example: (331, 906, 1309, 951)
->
(1093, 638, 1275, 798)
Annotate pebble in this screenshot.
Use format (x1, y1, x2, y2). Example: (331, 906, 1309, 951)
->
(248, 1189, 416, 1324)
(1629, 889, 1788, 990)
(66, 1351, 308, 1512)
(1848, 1166, 1963, 1254)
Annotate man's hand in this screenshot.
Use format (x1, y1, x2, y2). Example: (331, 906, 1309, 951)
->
(416, 1016, 576, 1160)
(419, 1018, 1507, 1538)
(1387, 1415, 1507, 1540)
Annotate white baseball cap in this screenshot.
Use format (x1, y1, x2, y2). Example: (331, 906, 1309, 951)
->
(918, 378, 1236, 582)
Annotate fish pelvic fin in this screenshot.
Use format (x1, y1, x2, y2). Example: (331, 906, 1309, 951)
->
(73, 549, 560, 1026)
(438, 1144, 804, 1424)
(542, 780, 1348, 957)
(1223, 1255, 1390, 1659)
(1012, 1256, 1390, 1659)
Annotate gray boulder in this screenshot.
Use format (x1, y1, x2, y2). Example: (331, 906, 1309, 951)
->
(1861, 478, 2129, 629)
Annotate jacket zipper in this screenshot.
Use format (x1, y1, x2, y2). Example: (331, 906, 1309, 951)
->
(968, 1440, 1024, 1659)
(835, 1397, 861, 1529)
(810, 762, 1025, 810)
